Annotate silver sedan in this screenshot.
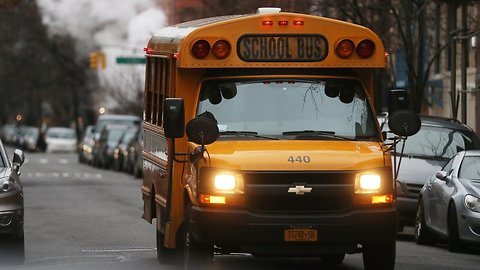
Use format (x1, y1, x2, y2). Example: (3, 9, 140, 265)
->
(415, 150, 480, 252)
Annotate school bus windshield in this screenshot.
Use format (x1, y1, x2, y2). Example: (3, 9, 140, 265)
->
(197, 78, 379, 140)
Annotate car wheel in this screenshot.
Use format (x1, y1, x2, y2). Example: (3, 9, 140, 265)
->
(321, 253, 345, 265)
(0, 234, 25, 265)
(156, 229, 175, 264)
(448, 204, 464, 253)
(414, 200, 436, 245)
(362, 241, 395, 270)
(182, 205, 213, 270)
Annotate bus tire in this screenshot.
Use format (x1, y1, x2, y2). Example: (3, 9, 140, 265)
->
(156, 229, 175, 264)
(362, 241, 395, 270)
(183, 205, 213, 270)
(414, 200, 436, 245)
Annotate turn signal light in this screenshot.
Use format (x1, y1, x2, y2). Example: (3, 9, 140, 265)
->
(212, 40, 231, 59)
(200, 194, 226, 204)
(356, 39, 375, 58)
(192, 40, 211, 59)
(354, 193, 394, 205)
(335, 39, 355, 58)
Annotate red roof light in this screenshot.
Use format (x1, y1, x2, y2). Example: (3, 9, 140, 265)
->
(191, 40, 210, 59)
(356, 39, 375, 58)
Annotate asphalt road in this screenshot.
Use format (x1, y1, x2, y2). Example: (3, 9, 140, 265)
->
(1, 147, 479, 270)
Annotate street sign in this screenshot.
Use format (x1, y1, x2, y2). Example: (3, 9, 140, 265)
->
(116, 57, 146, 64)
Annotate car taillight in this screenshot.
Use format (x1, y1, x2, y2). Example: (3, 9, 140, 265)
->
(335, 39, 355, 58)
(192, 40, 211, 59)
(356, 39, 375, 58)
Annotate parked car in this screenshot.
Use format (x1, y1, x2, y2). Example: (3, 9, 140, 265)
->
(45, 127, 77, 153)
(93, 125, 131, 169)
(0, 138, 26, 264)
(21, 126, 40, 152)
(383, 115, 480, 231)
(90, 114, 141, 167)
(92, 114, 141, 141)
(0, 124, 17, 145)
(112, 126, 138, 171)
(78, 125, 95, 163)
(415, 150, 480, 252)
(126, 125, 143, 178)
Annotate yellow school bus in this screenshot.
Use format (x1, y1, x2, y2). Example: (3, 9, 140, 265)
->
(141, 8, 417, 270)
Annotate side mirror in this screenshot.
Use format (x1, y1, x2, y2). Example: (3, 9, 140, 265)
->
(164, 98, 185, 138)
(186, 117, 219, 145)
(388, 110, 421, 137)
(435, 171, 448, 181)
(12, 149, 25, 170)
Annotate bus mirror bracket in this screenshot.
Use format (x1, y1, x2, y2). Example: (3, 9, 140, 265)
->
(164, 98, 185, 138)
(385, 109, 421, 180)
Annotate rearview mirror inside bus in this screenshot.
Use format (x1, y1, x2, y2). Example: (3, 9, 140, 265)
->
(387, 109, 421, 137)
(164, 98, 185, 138)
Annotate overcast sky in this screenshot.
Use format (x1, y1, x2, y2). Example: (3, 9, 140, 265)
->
(36, 0, 167, 110)
(37, 0, 166, 53)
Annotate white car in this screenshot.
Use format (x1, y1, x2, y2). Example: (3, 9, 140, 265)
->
(45, 127, 77, 153)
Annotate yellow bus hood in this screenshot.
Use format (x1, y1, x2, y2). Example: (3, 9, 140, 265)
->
(201, 140, 387, 171)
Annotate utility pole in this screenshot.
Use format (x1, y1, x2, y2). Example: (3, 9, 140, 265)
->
(449, 0, 458, 120)
(461, 0, 468, 123)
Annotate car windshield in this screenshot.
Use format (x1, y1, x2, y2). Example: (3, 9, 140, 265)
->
(196, 78, 378, 140)
(459, 156, 480, 180)
(48, 129, 75, 139)
(396, 126, 480, 159)
(108, 129, 126, 144)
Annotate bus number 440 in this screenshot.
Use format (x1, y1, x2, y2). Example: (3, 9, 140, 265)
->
(288, 156, 311, 163)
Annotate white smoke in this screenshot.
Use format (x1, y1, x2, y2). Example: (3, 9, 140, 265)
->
(37, 0, 167, 111)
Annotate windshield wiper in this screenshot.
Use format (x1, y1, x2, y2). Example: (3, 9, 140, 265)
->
(282, 130, 349, 140)
(219, 131, 279, 140)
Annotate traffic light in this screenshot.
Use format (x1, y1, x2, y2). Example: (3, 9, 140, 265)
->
(89, 52, 98, 69)
(99, 52, 106, 69)
(89, 51, 106, 69)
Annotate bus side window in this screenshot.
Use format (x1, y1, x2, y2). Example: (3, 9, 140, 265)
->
(145, 58, 156, 123)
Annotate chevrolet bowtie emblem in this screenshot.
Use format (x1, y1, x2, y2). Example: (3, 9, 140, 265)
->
(288, 185, 312, 195)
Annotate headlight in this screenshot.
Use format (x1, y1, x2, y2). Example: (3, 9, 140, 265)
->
(213, 173, 244, 194)
(199, 169, 246, 206)
(1, 177, 16, 193)
(355, 173, 381, 194)
(465, 194, 480, 213)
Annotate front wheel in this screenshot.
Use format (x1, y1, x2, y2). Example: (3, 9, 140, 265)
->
(362, 242, 395, 270)
(448, 204, 464, 253)
(182, 206, 213, 270)
(415, 200, 436, 245)
(156, 229, 175, 264)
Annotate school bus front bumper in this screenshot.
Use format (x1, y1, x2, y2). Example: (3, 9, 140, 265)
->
(188, 205, 397, 255)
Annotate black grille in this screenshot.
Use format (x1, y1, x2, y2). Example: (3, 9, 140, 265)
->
(243, 171, 355, 213)
(406, 183, 423, 196)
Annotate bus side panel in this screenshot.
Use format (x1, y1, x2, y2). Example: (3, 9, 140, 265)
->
(142, 124, 169, 230)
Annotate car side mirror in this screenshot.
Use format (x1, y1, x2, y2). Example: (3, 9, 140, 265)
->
(387, 110, 421, 137)
(435, 171, 448, 181)
(12, 149, 25, 173)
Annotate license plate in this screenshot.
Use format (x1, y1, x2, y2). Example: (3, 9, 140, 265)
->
(284, 228, 318, 242)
